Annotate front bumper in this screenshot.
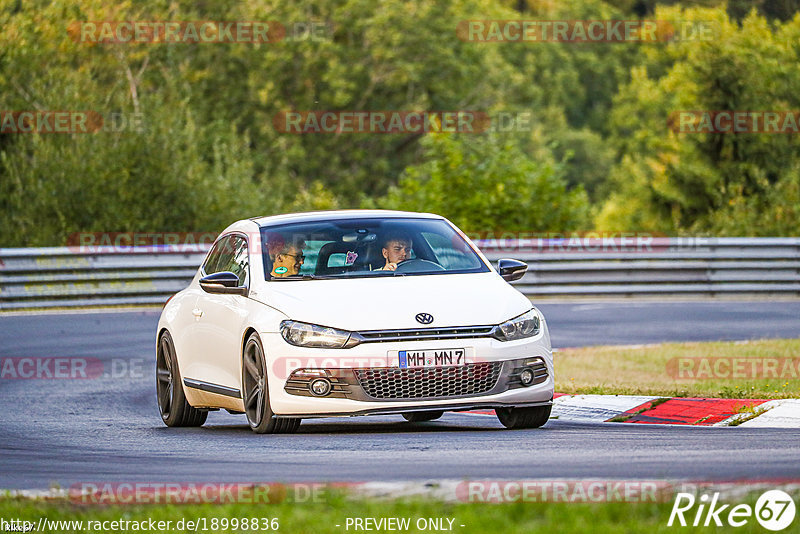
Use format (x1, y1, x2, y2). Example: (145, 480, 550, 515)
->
(276, 399, 553, 419)
(265, 333, 555, 416)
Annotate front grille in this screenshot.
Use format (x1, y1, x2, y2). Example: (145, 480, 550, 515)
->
(354, 362, 502, 400)
(356, 325, 496, 344)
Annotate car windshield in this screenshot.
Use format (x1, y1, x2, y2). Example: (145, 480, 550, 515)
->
(260, 217, 489, 280)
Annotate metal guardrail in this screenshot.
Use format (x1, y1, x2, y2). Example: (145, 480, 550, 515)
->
(480, 237, 800, 296)
(0, 238, 798, 310)
(0, 247, 204, 310)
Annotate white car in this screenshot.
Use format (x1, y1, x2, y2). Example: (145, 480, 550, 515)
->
(156, 210, 554, 433)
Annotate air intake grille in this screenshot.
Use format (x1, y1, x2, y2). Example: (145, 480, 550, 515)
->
(356, 326, 495, 343)
(354, 362, 502, 400)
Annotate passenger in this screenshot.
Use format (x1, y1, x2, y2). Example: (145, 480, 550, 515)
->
(376, 233, 412, 271)
(269, 239, 305, 277)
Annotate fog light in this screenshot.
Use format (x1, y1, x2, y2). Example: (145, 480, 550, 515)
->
(519, 368, 535, 386)
(309, 378, 332, 396)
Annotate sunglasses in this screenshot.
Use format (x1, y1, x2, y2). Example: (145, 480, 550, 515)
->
(281, 253, 305, 262)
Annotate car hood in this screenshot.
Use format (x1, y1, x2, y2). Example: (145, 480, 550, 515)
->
(259, 272, 531, 331)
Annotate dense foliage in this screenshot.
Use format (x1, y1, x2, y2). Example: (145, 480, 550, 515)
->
(1, 0, 798, 245)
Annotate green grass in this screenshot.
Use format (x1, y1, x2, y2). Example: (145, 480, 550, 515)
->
(727, 404, 773, 426)
(555, 338, 800, 398)
(0, 492, 782, 534)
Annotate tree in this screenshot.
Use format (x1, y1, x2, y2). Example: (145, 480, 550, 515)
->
(597, 6, 800, 235)
(378, 132, 589, 233)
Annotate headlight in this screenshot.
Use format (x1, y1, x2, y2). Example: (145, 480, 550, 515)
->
(493, 309, 541, 341)
(280, 320, 360, 348)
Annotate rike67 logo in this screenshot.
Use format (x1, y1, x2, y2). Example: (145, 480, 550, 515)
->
(668, 490, 796, 531)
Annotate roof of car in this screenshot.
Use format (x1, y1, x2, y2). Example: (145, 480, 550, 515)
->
(250, 210, 443, 227)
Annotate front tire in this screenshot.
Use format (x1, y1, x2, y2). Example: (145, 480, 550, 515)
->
(242, 333, 300, 434)
(156, 331, 208, 427)
(496, 405, 551, 429)
(402, 411, 444, 422)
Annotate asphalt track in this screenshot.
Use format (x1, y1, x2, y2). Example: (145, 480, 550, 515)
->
(1, 301, 799, 489)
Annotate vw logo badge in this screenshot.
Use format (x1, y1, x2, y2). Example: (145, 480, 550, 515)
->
(415, 313, 434, 325)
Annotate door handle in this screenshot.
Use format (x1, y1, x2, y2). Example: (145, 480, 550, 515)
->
(192, 308, 203, 318)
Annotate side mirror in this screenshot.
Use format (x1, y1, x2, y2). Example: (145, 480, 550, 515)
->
(498, 259, 528, 282)
(200, 271, 248, 296)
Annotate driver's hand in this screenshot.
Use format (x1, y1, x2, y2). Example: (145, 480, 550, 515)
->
(385, 262, 398, 271)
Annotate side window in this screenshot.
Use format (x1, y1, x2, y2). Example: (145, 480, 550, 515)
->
(202, 237, 230, 275)
(203, 235, 249, 286)
(226, 237, 249, 286)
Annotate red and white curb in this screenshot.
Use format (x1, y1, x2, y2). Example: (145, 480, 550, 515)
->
(717, 399, 800, 428)
(553, 394, 800, 426)
(550, 394, 660, 422)
(465, 395, 800, 427)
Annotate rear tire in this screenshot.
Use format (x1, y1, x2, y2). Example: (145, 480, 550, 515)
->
(496, 405, 551, 429)
(156, 331, 208, 427)
(402, 411, 444, 422)
(242, 333, 301, 434)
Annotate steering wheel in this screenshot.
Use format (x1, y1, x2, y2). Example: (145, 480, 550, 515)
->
(394, 258, 445, 273)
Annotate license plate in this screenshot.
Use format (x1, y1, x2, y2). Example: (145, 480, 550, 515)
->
(398, 349, 467, 368)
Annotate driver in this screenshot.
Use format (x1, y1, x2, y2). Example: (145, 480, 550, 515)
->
(376, 233, 412, 271)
